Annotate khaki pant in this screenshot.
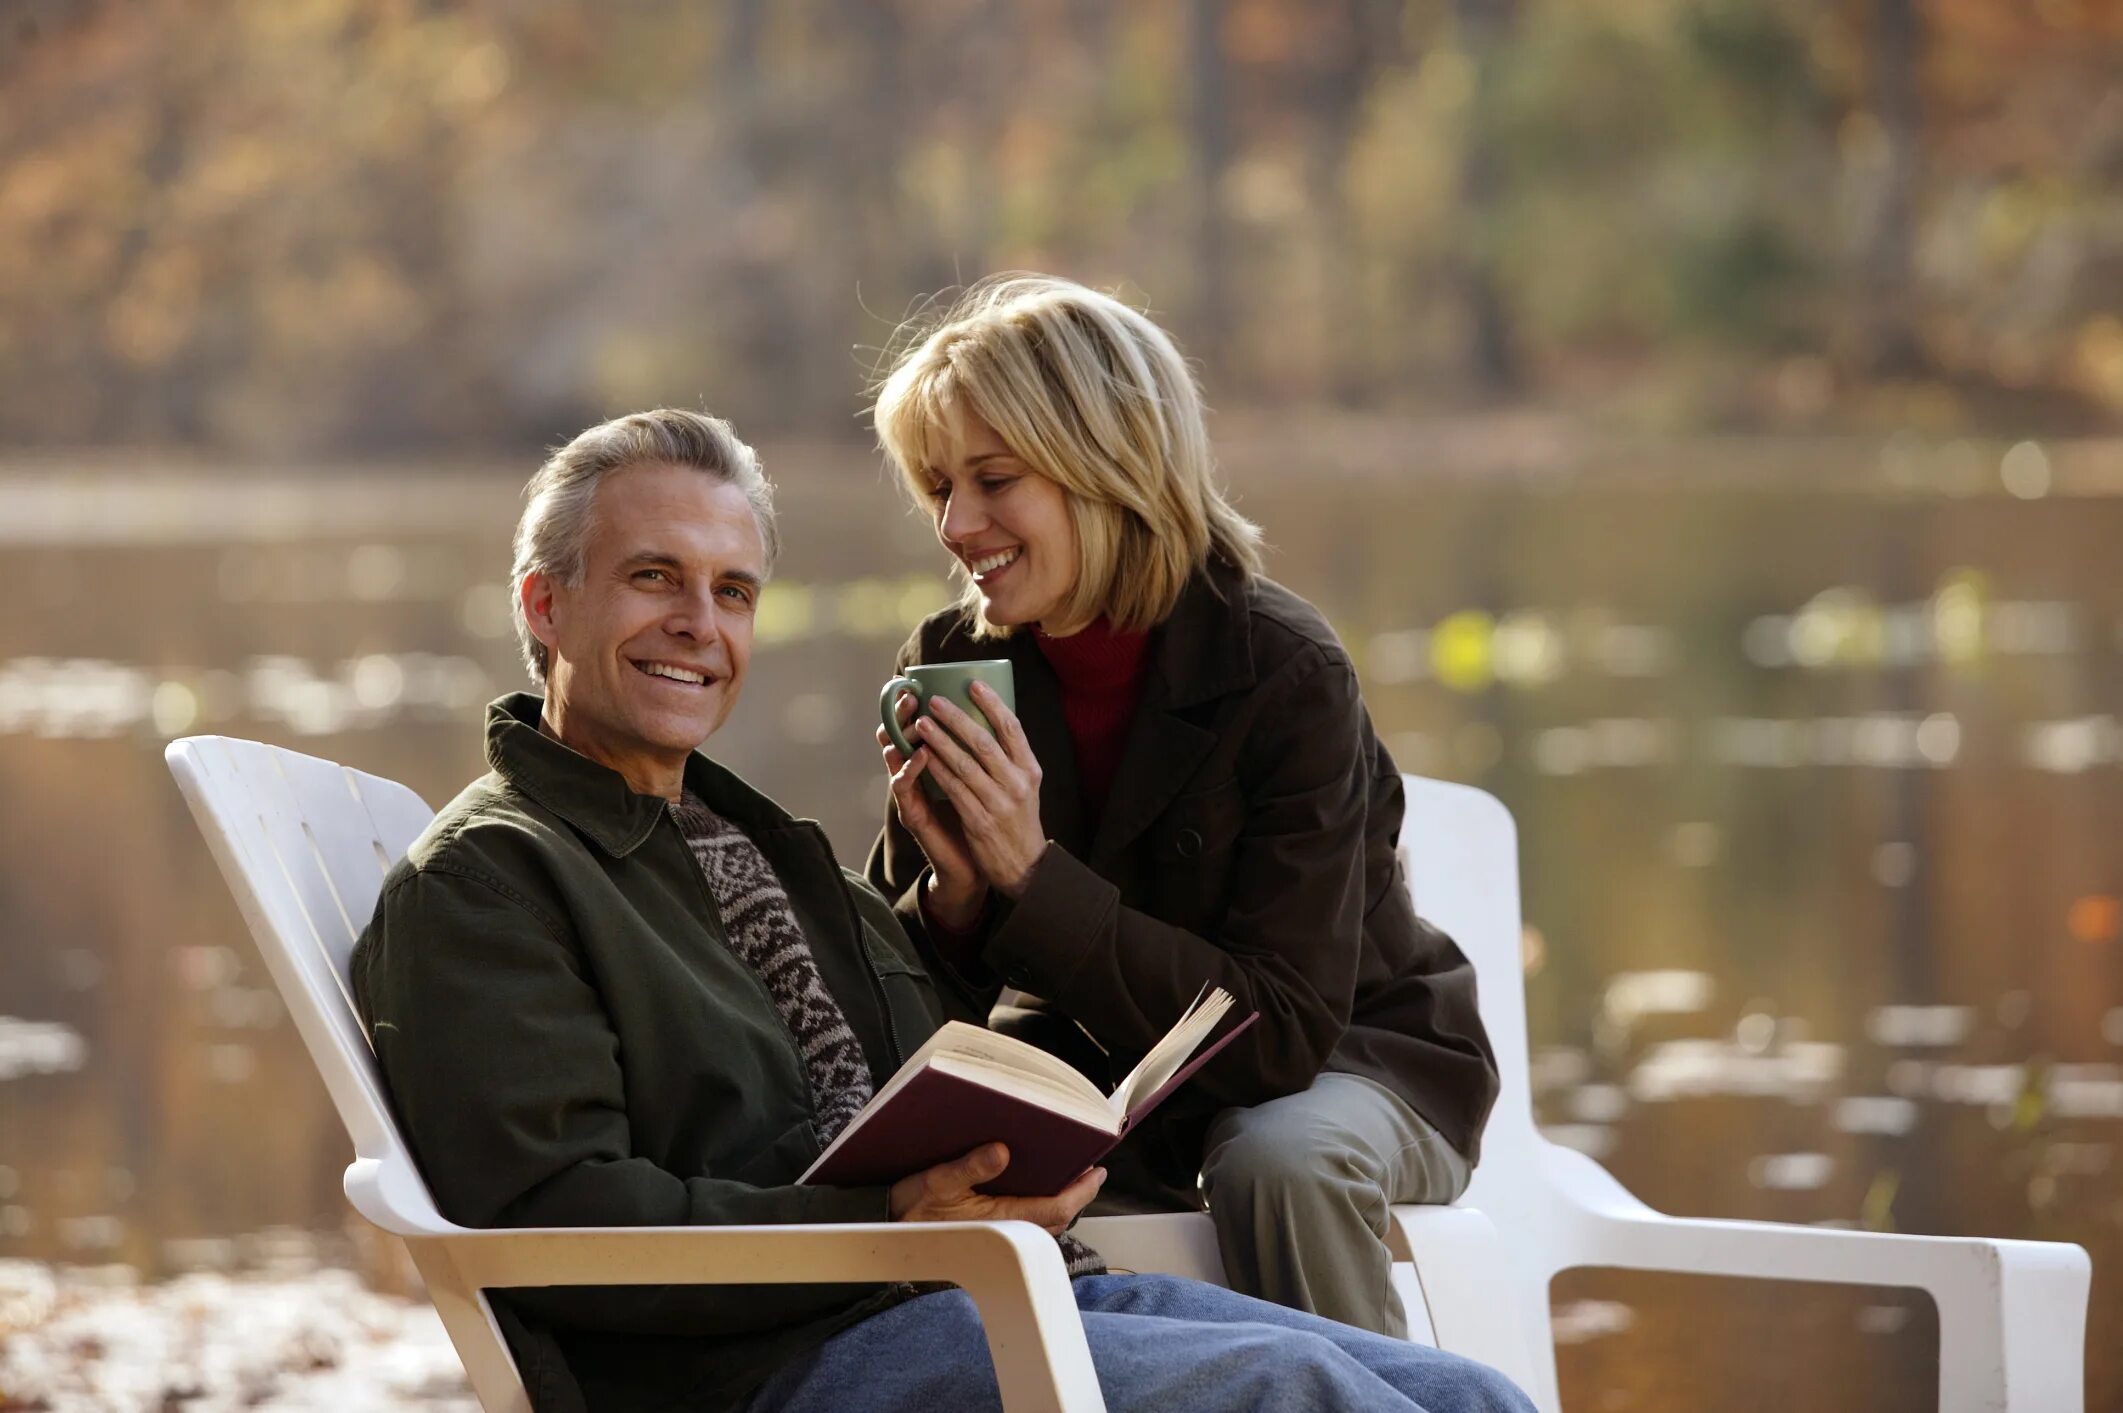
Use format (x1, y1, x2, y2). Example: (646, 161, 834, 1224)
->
(1198, 1072, 1471, 1338)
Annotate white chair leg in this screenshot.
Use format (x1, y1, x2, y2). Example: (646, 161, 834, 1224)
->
(1934, 1243, 2088, 1413)
(404, 1239, 532, 1413)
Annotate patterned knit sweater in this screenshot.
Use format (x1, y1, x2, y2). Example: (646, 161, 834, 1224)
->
(672, 793, 874, 1138)
(672, 794, 1104, 1277)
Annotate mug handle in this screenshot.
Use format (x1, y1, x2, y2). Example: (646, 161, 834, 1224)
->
(880, 676, 923, 758)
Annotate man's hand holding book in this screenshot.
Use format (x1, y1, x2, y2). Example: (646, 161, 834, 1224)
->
(887, 1141, 1108, 1234)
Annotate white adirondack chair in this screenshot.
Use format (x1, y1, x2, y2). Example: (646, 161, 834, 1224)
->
(1081, 778, 2092, 1412)
(1397, 778, 2091, 1412)
(169, 736, 2091, 1412)
(167, 735, 1103, 1413)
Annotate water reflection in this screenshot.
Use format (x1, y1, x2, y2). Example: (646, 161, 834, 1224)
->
(2026, 715, 2123, 773)
(1624, 1036, 1844, 1103)
(1550, 1298, 1635, 1346)
(0, 454, 2117, 1407)
(1833, 1096, 1919, 1136)
(0, 1020, 87, 1081)
(1744, 584, 2080, 670)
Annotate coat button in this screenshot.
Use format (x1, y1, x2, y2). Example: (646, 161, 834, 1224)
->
(1175, 828, 1203, 858)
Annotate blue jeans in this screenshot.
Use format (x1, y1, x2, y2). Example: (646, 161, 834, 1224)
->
(747, 1273, 1536, 1413)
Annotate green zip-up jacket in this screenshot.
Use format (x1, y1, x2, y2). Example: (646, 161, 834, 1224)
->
(351, 695, 945, 1412)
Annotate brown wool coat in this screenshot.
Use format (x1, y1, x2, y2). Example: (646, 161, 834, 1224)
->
(867, 563, 1501, 1199)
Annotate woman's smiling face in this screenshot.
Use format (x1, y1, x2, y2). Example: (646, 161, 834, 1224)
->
(922, 400, 1080, 631)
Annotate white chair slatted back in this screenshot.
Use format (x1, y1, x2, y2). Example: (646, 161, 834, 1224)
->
(1397, 776, 1536, 1171)
(167, 736, 437, 1164)
(1398, 775, 1564, 1405)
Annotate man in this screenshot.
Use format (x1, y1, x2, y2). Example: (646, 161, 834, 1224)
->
(352, 408, 1534, 1413)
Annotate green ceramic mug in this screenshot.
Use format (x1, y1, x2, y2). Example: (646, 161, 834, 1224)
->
(880, 660, 1016, 799)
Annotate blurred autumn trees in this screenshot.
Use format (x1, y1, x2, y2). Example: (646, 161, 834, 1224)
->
(2, 0, 2118, 457)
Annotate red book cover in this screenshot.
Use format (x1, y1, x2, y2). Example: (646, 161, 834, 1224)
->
(802, 1012, 1257, 1197)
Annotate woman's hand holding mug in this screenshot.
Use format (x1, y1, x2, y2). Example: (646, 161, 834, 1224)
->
(877, 696, 987, 929)
(906, 681, 1047, 898)
(878, 661, 1046, 925)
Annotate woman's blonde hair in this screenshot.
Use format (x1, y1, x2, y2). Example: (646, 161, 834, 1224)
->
(872, 274, 1262, 638)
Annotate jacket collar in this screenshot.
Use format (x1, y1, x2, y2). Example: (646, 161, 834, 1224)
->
(1143, 558, 1255, 709)
(991, 559, 1255, 712)
(996, 561, 1256, 864)
(484, 693, 802, 858)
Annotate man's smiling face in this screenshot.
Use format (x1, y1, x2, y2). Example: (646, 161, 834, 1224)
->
(521, 461, 766, 797)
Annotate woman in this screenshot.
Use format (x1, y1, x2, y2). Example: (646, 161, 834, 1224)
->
(865, 274, 1500, 1338)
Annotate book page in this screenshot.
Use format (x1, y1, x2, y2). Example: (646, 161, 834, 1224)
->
(1110, 986, 1235, 1116)
(923, 1021, 1108, 1106)
(929, 1055, 1118, 1133)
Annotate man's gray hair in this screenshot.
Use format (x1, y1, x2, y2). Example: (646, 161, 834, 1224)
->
(511, 409, 779, 685)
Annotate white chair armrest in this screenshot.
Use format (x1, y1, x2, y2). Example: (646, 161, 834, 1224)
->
(1070, 1211, 1226, 1284)
(435, 1217, 1070, 1293)
(1565, 1211, 2090, 1413)
(349, 1156, 1106, 1410)
(440, 1220, 1102, 1413)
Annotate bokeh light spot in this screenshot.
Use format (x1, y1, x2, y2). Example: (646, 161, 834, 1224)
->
(1430, 610, 1495, 692)
(2067, 896, 2120, 945)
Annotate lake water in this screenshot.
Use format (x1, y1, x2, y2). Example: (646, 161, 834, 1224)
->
(2, 431, 2118, 1410)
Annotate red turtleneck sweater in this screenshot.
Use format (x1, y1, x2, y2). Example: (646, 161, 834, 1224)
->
(1034, 617, 1153, 819)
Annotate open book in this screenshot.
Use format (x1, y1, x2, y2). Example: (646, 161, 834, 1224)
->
(801, 986, 1257, 1197)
